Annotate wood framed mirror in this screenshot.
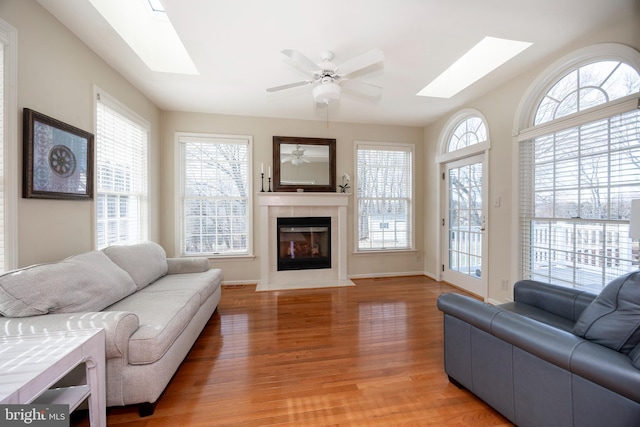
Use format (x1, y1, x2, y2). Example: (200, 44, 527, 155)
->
(273, 136, 336, 192)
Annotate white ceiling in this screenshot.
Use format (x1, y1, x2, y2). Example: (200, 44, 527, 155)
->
(37, 0, 637, 127)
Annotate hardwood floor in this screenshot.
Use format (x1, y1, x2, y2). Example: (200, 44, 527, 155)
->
(75, 276, 512, 426)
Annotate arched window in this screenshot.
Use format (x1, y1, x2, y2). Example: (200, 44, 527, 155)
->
(447, 116, 487, 152)
(516, 44, 640, 291)
(534, 61, 640, 124)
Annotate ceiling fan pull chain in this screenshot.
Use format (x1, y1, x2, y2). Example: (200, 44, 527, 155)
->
(326, 103, 329, 128)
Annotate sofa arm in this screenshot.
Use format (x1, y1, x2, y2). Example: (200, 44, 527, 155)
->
(438, 292, 584, 370)
(437, 292, 504, 335)
(513, 280, 596, 321)
(166, 257, 210, 274)
(0, 311, 139, 360)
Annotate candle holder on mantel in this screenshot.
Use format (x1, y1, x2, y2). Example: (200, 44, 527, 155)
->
(268, 177, 272, 192)
(260, 172, 265, 192)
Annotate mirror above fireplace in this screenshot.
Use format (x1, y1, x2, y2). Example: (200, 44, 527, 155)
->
(273, 136, 336, 192)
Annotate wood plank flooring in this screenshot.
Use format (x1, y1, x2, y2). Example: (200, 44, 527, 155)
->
(74, 276, 512, 426)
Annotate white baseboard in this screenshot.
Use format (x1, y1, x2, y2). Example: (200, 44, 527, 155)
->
(223, 271, 439, 287)
(222, 279, 258, 286)
(348, 270, 427, 280)
(487, 297, 513, 305)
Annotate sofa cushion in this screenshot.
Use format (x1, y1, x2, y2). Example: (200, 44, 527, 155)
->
(499, 301, 577, 333)
(103, 241, 168, 291)
(0, 251, 136, 317)
(140, 269, 223, 307)
(573, 270, 640, 354)
(105, 287, 200, 365)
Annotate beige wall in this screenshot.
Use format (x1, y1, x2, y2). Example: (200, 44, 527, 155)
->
(3, 0, 638, 294)
(0, 0, 161, 267)
(423, 7, 640, 302)
(159, 112, 424, 283)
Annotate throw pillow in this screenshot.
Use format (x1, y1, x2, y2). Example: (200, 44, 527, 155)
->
(573, 270, 640, 354)
(0, 250, 137, 317)
(103, 241, 168, 290)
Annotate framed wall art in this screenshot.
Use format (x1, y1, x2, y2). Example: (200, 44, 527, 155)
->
(23, 108, 94, 200)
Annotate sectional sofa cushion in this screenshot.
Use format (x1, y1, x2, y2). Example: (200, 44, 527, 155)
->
(140, 269, 223, 307)
(573, 270, 640, 354)
(0, 250, 136, 317)
(103, 241, 168, 291)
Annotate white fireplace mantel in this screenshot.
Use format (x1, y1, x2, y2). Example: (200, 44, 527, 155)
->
(258, 192, 350, 208)
(258, 192, 351, 290)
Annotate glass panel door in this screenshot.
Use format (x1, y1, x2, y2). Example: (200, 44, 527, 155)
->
(443, 154, 487, 297)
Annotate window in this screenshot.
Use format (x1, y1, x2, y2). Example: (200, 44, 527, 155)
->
(518, 47, 640, 292)
(0, 19, 17, 273)
(447, 116, 487, 152)
(95, 91, 149, 249)
(355, 142, 414, 251)
(177, 133, 252, 257)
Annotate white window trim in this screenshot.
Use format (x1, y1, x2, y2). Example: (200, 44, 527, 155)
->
(353, 140, 415, 254)
(93, 86, 151, 249)
(511, 43, 640, 286)
(0, 18, 17, 272)
(174, 132, 254, 258)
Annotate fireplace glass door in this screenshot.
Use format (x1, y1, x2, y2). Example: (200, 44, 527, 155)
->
(277, 217, 331, 271)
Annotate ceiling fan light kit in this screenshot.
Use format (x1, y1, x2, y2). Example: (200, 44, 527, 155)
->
(313, 81, 341, 104)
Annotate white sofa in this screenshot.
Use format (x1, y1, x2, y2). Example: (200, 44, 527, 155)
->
(0, 241, 223, 415)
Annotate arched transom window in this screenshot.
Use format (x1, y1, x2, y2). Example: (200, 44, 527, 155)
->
(447, 116, 487, 153)
(534, 61, 640, 125)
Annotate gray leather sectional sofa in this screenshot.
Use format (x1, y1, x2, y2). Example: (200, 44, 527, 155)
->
(437, 271, 640, 427)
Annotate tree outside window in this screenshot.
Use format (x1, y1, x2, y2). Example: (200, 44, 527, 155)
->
(179, 134, 251, 256)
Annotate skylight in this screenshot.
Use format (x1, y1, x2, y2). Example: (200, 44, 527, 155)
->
(146, 0, 165, 13)
(417, 37, 532, 98)
(89, 0, 198, 75)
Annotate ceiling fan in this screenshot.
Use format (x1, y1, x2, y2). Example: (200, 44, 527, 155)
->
(266, 48, 385, 105)
(281, 144, 311, 166)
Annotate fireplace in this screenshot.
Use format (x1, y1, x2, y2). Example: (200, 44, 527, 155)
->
(277, 217, 331, 271)
(258, 192, 351, 291)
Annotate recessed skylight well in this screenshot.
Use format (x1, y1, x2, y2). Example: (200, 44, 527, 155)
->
(89, 0, 198, 75)
(146, 0, 165, 13)
(417, 36, 532, 98)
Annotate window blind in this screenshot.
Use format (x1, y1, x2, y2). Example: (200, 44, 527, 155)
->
(520, 108, 640, 291)
(179, 134, 250, 256)
(356, 143, 413, 251)
(95, 95, 148, 249)
(0, 42, 5, 272)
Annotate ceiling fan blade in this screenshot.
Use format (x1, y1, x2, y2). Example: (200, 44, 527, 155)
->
(337, 48, 385, 77)
(341, 79, 383, 98)
(266, 80, 312, 92)
(281, 49, 320, 74)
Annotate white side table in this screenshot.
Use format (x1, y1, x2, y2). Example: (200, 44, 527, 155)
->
(0, 329, 106, 427)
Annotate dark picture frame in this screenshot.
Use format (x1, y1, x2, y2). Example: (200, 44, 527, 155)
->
(273, 136, 336, 192)
(23, 108, 94, 200)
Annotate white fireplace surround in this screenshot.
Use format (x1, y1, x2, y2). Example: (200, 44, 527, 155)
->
(258, 192, 353, 291)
